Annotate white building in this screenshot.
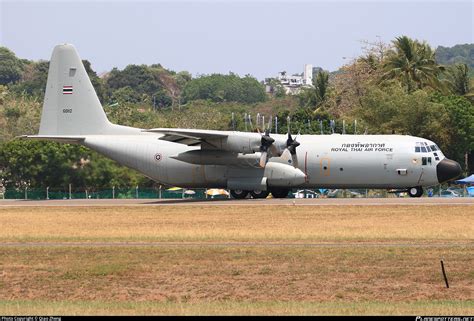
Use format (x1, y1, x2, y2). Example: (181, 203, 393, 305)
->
(266, 64, 314, 95)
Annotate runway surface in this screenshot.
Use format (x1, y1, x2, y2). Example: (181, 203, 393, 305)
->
(1, 197, 473, 207)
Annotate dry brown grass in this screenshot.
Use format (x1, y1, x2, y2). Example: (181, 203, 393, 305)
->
(0, 246, 472, 304)
(0, 300, 472, 316)
(0, 205, 473, 243)
(0, 204, 473, 315)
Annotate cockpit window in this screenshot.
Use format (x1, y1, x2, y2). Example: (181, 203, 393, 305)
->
(415, 142, 437, 153)
(415, 142, 423, 153)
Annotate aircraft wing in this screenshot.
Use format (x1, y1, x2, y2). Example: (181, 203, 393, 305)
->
(144, 128, 229, 147)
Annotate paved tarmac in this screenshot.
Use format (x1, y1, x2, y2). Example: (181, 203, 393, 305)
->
(0, 197, 473, 207)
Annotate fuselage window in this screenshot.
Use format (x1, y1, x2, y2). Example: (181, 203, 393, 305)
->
(422, 157, 427, 165)
(428, 157, 432, 165)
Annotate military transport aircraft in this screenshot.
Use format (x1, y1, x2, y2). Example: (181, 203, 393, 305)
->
(22, 44, 462, 199)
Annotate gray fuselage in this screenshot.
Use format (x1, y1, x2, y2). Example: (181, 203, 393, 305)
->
(83, 131, 442, 190)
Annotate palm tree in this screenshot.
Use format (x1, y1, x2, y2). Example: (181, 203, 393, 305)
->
(381, 36, 444, 92)
(299, 71, 330, 109)
(445, 63, 470, 96)
(313, 71, 329, 105)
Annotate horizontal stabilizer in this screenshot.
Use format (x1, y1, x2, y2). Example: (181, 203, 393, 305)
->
(18, 135, 85, 144)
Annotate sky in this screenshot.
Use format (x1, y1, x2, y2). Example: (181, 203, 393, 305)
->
(1, 0, 473, 80)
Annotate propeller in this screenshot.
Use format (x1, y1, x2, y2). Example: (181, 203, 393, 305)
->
(258, 128, 275, 167)
(281, 117, 300, 167)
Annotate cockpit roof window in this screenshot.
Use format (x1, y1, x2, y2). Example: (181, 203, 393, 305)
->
(415, 142, 436, 153)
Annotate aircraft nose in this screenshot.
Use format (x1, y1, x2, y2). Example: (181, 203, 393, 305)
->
(437, 158, 462, 183)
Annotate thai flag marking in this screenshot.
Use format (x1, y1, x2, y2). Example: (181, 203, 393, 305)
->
(63, 85, 73, 95)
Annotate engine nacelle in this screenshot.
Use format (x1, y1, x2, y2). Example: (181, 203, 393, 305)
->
(206, 132, 286, 155)
(226, 162, 306, 191)
(264, 162, 306, 187)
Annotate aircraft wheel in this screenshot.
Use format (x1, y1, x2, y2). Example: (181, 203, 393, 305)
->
(230, 189, 249, 199)
(270, 188, 290, 198)
(250, 190, 269, 199)
(408, 186, 423, 198)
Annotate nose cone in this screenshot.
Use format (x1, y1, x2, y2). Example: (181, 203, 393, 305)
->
(437, 158, 462, 183)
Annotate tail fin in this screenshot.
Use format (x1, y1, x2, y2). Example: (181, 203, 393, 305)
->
(39, 44, 112, 135)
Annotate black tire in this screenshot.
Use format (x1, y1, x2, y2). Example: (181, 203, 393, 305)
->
(230, 190, 249, 199)
(270, 188, 290, 198)
(250, 190, 269, 199)
(408, 186, 423, 198)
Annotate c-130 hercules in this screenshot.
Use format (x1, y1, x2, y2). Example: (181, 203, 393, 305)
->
(22, 44, 462, 199)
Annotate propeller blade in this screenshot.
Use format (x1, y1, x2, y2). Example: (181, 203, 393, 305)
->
(269, 144, 279, 156)
(288, 140, 300, 155)
(284, 130, 300, 167)
(281, 149, 292, 164)
(292, 153, 299, 168)
(259, 151, 267, 168)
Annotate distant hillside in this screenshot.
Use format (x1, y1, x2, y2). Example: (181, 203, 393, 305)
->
(435, 44, 474, 71)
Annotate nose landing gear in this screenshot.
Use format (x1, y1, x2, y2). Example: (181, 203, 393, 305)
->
(408, 186, 423, 198)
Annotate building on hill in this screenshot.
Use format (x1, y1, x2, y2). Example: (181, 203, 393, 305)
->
(265, 64, 314, 95)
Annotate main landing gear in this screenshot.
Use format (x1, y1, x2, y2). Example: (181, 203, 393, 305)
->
(250, 190, 269, 199)
(408, 186, 423, 198)
(230, 188, 290, 199)
(229, 189, 248, 199)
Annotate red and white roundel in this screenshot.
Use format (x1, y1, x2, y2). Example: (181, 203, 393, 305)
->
(154, 153, 162, 162)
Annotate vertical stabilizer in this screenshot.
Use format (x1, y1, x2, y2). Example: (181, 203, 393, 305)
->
(39, 44, 112, 135)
